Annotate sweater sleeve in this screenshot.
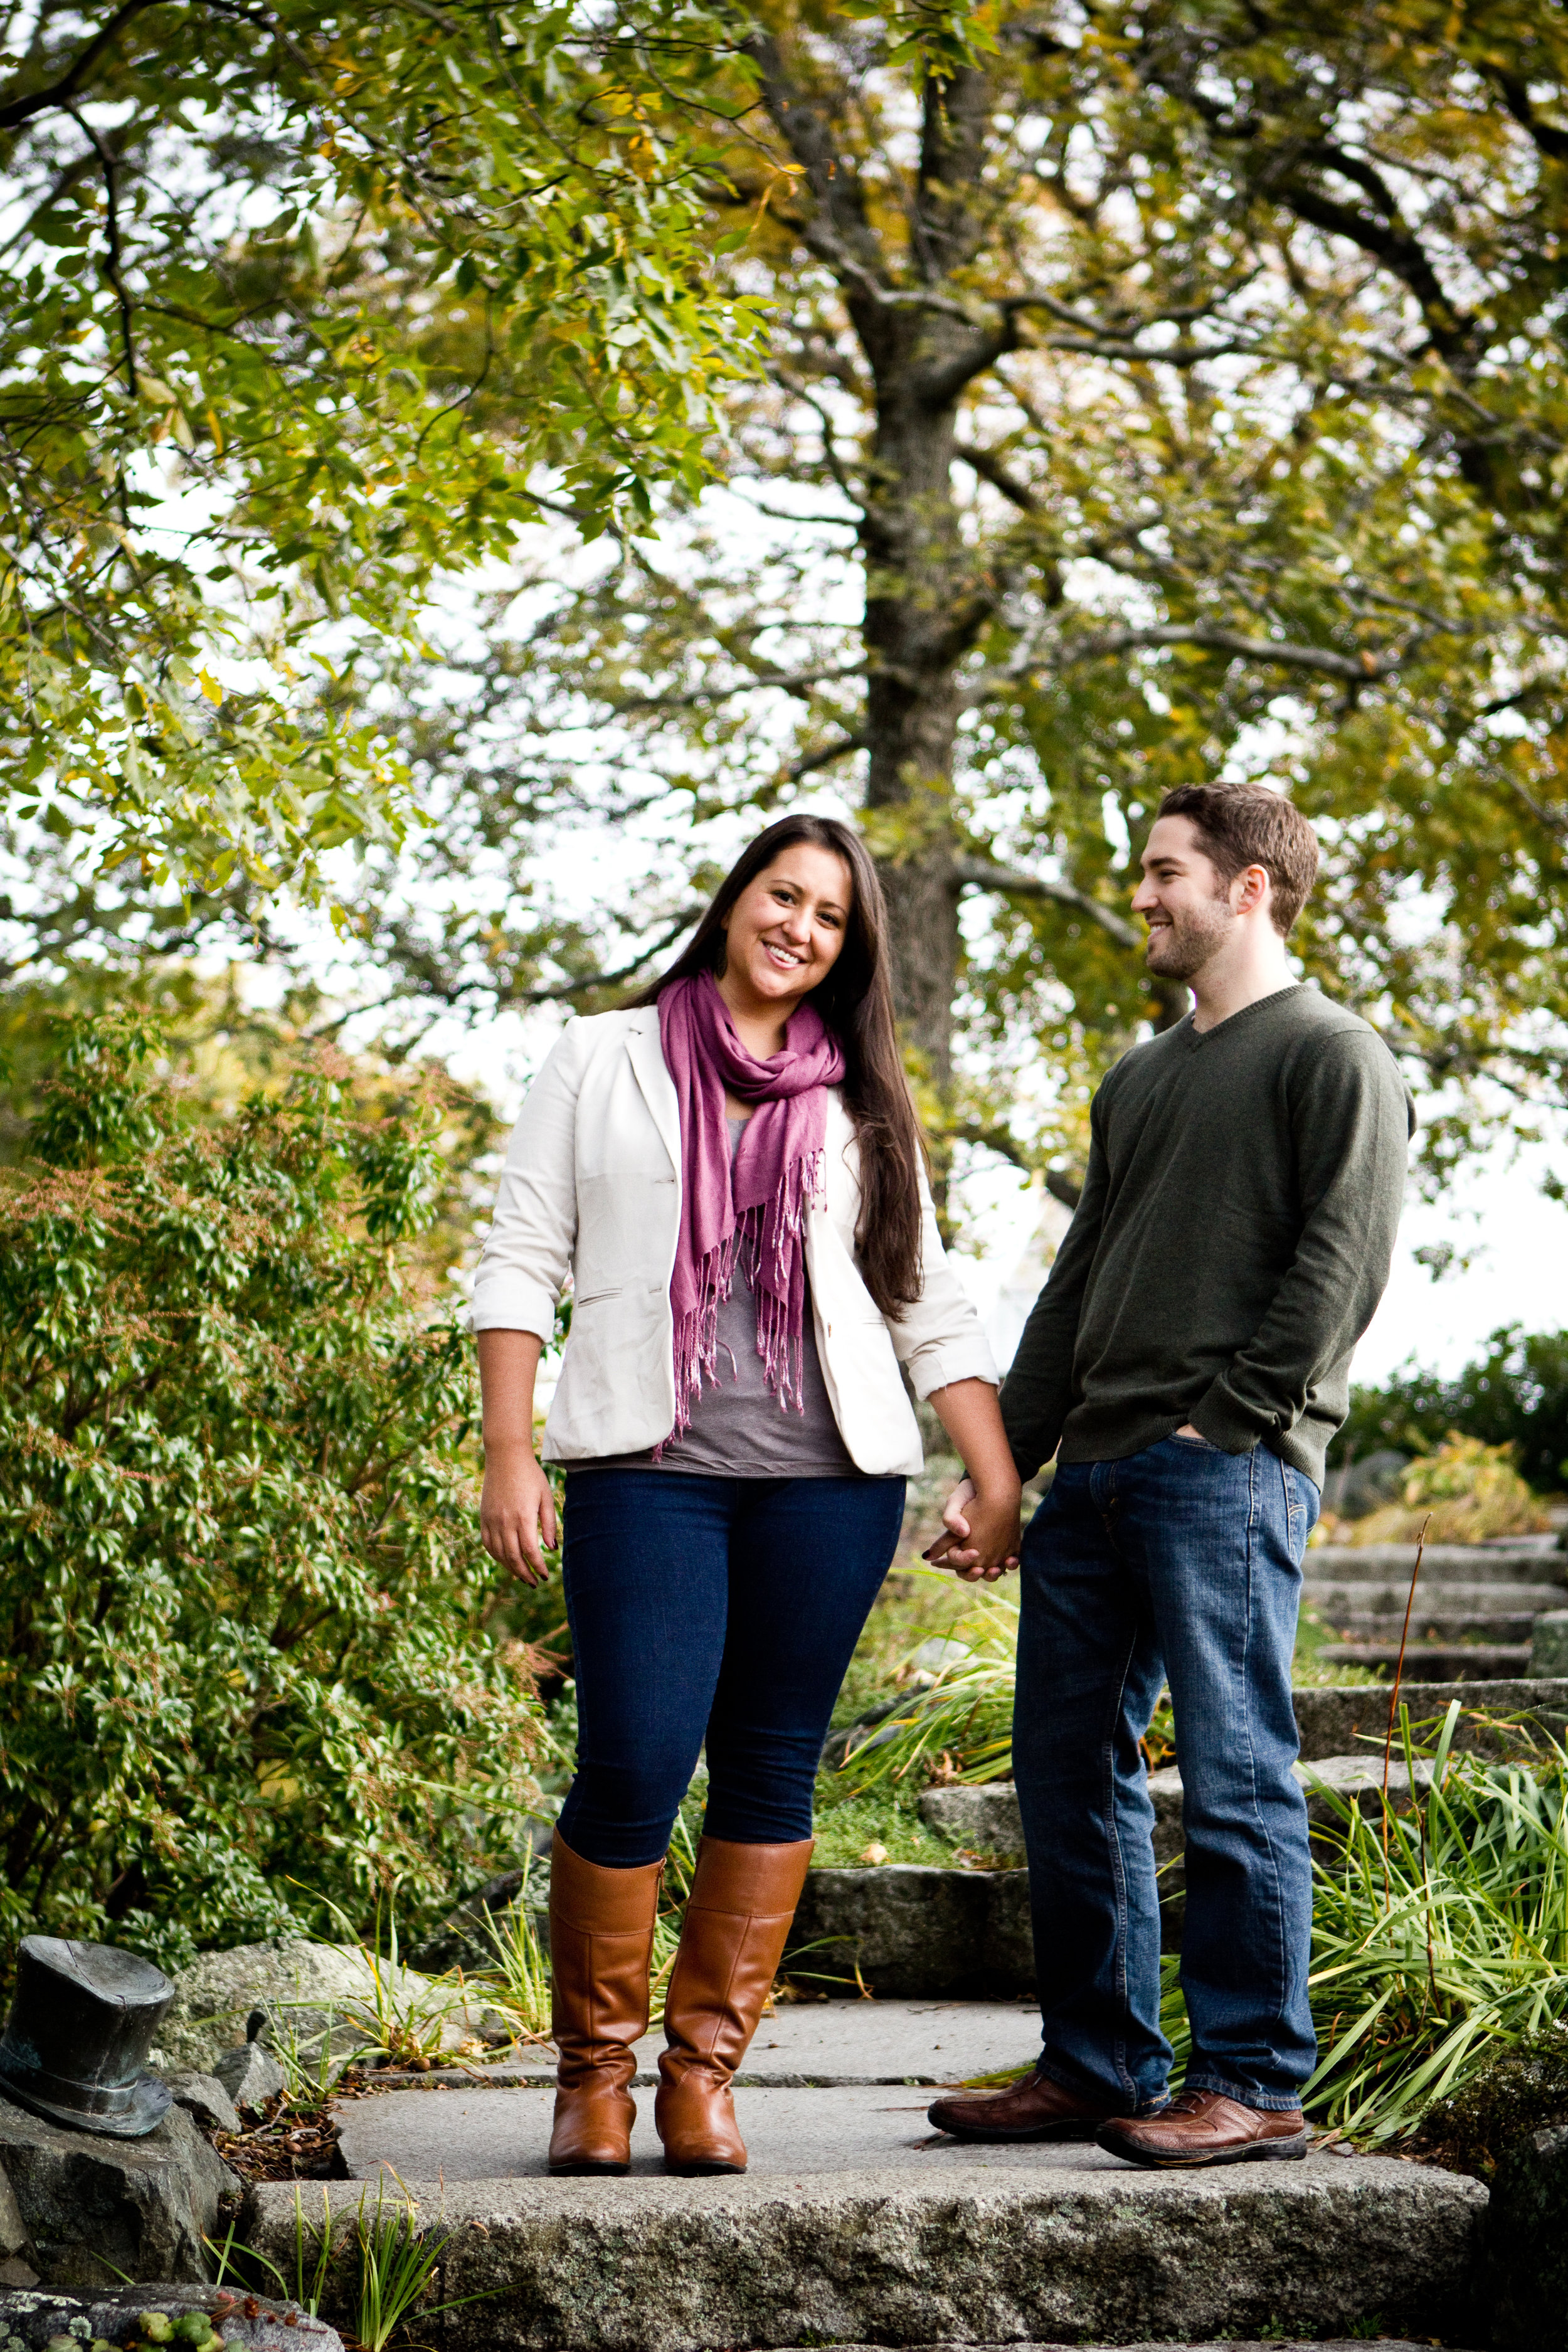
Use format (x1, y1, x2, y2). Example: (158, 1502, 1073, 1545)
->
(999, 1108, 1112, 1482)
(1189, 1032, 1415, 1461)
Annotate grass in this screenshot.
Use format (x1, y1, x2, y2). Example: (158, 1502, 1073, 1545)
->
(470, 1850, 552, 2043)
(211, 2177, 496, 2351)
(809, 1788, 958, 1868)
(1158, 1702, 1568, 2145)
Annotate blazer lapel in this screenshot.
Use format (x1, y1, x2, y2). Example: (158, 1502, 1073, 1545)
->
(625, 1015, 681, 1176)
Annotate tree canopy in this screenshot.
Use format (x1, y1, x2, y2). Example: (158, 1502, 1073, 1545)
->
(0, 0, 763, 924)
(326, 0, 1568, 1196)
(8, 1, 1568, 1207)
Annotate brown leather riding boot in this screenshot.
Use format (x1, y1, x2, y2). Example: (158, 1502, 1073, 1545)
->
(655, 1835, 813, 2175)
(547, 1831, 663, 2175)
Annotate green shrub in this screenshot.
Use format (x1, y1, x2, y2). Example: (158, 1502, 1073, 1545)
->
(0, 1013, 541, 1976)
(1351, 1433, 1553, 1545)
(1337, 1325, 1568, 1493)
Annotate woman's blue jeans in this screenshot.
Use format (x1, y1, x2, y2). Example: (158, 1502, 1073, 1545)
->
(1013, 1434, 1320, 2115)
(557, 1468, 906, 1868)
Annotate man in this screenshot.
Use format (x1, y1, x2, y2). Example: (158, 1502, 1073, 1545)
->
(929, 783, 1414, 2168)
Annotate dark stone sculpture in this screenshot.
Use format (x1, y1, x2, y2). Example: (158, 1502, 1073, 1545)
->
(0, 1942, 173, 2140)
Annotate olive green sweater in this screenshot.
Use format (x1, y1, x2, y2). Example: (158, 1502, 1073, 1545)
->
(1002, 984, 1416, 1491)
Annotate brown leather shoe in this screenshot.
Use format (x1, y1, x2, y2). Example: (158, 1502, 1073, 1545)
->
(927, 2062, 1121, 2143)
(1096, 2088, 1308, 2168)
(655, 1835, 813, 2176)
(547, 1831, 663, 2175)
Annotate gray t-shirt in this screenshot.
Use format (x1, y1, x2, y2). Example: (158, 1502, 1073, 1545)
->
(582, 1117, 861, 1480)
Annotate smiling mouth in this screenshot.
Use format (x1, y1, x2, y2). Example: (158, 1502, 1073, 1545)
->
(763, 941, 807, 969)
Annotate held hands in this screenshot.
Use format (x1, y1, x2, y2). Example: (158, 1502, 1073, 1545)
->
(480, 1445, 559, 1587)
(926, 1474, 1022, 1583)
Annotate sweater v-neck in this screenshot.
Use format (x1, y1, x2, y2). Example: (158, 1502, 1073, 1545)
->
(1184, 981, 1305, 1051)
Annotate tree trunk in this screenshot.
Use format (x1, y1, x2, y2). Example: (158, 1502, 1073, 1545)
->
(860, 367, 970, 1086)
(752, 45, 997, 1089)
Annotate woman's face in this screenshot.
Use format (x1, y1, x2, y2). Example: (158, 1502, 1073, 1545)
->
(719, 845, 854, 1019)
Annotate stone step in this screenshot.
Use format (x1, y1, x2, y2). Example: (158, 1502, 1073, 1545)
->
(1308, 1539, 1562, 1579)
(808, 2341, 1458, 2352)
(245, 2109, 1486, 2349)
(1292, 1675, 1567, 1756)
(371, 2000, 1039, 2090)
(1305, 1578, 1560, 1616)
(1307, 1554, 1567, 1590)
(789, 1866, 1034, 1996)
(1324, 1642, 1532, 1678)
(1314, 1609, 1540, 1643)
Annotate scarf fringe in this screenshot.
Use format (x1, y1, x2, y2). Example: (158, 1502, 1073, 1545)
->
(660, 1145, 824, 1451)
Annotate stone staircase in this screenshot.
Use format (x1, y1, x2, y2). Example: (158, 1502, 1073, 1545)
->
(246, 2030, 1488, 2349)
(1303, 1533, 1568, 1677)
(238, 1677, 1568, 2350)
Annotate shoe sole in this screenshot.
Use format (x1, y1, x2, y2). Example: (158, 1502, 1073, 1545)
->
(926, 2115, 1106, 2144)
(663, 2158, 746, 2175)
(548, 2158, 631, 2176)
(1096, 2129, 1310, 2169)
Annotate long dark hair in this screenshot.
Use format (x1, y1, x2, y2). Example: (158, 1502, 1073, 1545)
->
(633, 815, 926, 1315)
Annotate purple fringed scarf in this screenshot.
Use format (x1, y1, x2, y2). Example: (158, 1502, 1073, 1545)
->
(657, 969, 845, 1443)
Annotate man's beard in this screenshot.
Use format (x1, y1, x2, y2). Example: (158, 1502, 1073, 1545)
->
(1144, 893, 1235, 982)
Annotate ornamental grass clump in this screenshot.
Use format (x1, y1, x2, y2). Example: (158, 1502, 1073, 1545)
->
(0, 1012, 544, 1975)
(839, 1574, 1019, 1789)
(1161, 1702, 1568, 2144)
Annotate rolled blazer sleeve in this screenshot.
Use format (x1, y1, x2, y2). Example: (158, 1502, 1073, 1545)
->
(469, 1022, 588, 1338)
(886, 1172, 1000, 1400)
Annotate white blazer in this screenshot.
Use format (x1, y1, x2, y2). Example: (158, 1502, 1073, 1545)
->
(470, 1009, 998, 1477)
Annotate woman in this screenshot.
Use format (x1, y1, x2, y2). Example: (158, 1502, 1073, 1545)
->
(474, 815, 1022, 2178)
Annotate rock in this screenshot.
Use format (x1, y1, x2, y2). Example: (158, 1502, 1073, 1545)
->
(162, 2074, 240, 2138)
(157, 1941, 435, 2076)
(919, 1783, 1024, 1854)
(1531, 1611, 1568, 1677)
(1484, 2119, 1568, 2350)
(0, 2284, 342, 2349)
(209, 2045, 282, 2117)
(1323, 1448, 1409, 1518)
(0, 2095, 237, 2287)
(243, 2156, 1486, 2350)
(788, 1867, 1034, 1997)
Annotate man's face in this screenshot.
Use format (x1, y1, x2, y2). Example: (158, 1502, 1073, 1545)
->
(1131, 815, 1240, 981)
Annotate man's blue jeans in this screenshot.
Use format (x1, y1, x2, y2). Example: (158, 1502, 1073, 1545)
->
(558, 1469, 906, 1868)
(1013, 1434, 1320, 2115)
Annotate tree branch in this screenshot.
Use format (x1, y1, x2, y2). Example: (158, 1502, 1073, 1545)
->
(962, 620, 1413, 702)
(952, 859, 1142, 950)
(66, 107, 136, 396)
(781, 729, 867, 784)
(0, 0, 162, 129)
(958, 442, 1038, 514)
(613, 662, 867, 715)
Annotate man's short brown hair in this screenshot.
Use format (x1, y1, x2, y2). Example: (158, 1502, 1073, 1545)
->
(1155, 783, 1320, 936)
